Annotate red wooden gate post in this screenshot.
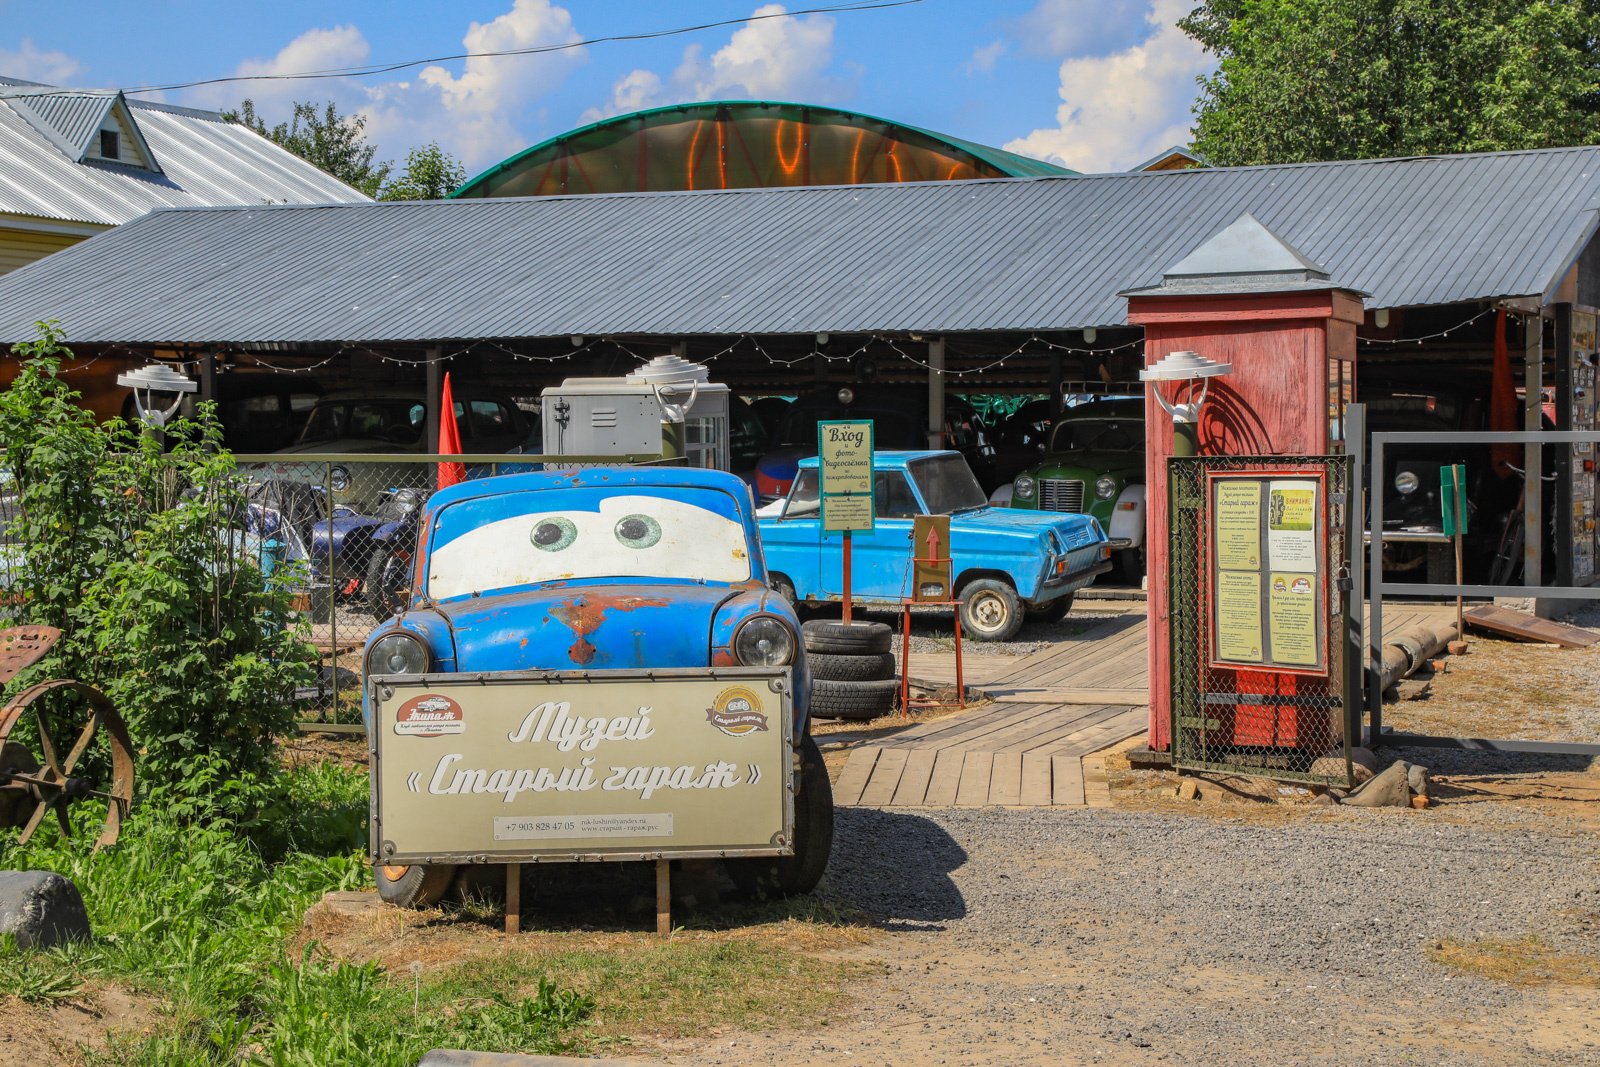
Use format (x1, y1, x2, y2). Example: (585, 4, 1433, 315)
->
(1121, 215, 1364, 752)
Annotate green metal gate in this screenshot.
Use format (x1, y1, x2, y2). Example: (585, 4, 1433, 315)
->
(1167, 455, 1356, 786)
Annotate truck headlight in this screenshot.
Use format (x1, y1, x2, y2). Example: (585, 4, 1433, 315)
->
(734, 616, 796, 667)
(367, 632, 429, 675)
(1014, 474, 1036, 499)
(330, 464, 351, 493)
(1394, 471, 1420, 495)
(1095, 475, 1117, 500)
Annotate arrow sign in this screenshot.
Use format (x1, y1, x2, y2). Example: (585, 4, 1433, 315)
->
(407, 772, 421, 792)
(747, 763, 761, 786)
(925, 525, 942, 561)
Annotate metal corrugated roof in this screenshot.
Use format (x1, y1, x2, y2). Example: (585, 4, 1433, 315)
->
(1, 145, 1598, 346)
(0, 77, 368, 226)
(3, 89, 114, 160)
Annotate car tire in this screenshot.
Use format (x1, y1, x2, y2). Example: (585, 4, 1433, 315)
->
(958, 579, 1023, 642)
(810, 677, 900, 720)
(771, 575, 798, 606)
(809, 651, 897, 682)
(1117, 547, 1145, 584)
(365, 544, 413, 618)
(727, 733, 833, 898)
(1024, 595, 1074, 625)
(801, 619, 893, 655)
(374, 863, 458, 908)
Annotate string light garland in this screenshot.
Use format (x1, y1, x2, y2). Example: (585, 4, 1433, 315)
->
(1356, 306, 1498, 346)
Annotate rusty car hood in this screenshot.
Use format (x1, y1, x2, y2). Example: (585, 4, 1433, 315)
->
(436, 582, 741, 672)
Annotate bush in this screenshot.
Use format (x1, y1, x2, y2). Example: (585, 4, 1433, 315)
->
(0, 322, 314, 817)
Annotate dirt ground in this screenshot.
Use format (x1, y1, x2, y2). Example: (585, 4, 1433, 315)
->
(0, 984, 162, 1066)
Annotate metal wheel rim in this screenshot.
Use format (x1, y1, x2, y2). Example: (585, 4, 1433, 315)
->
(968, 592, 1009, 633)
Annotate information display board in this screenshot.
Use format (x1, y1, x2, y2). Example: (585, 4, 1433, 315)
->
(1207, 472, 1329, 675)
(370, 668, 793, 865)
(818, 420, 874, 532)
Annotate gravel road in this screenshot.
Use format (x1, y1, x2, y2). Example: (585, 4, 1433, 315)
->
(670, 797, 1600, 1066)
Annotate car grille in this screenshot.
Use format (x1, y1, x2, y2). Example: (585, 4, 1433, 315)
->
(1038, 478, 1085, 512)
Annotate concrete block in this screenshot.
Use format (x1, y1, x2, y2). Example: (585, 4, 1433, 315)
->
(0, 870, 90, 949)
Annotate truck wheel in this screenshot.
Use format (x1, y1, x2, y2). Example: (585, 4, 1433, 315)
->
(1117, 547, 1145, 584)
(772, 575, 798, 606)
(809, 651, 897, 682)
(810, 677, 901, 720)
(958, 579, 1023, 642)
(365, 545, 413, 618)
(728, 734, 833, 898)
(1024, 595, 1074, 625)
(801, 619, 893, 655)
(374, 863, 458, 908)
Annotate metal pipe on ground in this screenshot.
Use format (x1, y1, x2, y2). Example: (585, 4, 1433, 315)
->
(1376, 618, 1460, 693)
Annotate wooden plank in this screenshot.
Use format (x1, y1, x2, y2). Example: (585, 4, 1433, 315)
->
(968, 704, 1112, 754)
(855, 748, 910, 808)
(1464, 604, 1598, 648)
(989, 752, 1023, 805)
(992, 705, 1128, 753)
(1019, 752, 1053, 806)
(922, 748, 965, 807)
(1051, 754, 1085, 805)
(1050, 708, 1148, 756)
(890, 749, 939, 807)
(879, 702, 1050, 749)
(987, 686, 1148, 705)
(832, 747, 881, 807)
(954, 751, 994, 807)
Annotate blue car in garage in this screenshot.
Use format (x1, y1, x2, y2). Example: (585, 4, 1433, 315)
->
(758, 451, 1111, 642)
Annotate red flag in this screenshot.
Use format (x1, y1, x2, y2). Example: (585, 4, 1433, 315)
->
(1489, 309, 1518, 478)
(437, 372, 466, 489)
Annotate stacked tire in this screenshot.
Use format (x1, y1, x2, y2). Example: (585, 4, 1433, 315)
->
(803, 619, 899, 720)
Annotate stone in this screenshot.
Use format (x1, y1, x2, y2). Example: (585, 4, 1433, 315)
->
(1350, 747, 1379, 783)
(1311, 791, 1338, 806)
(1447, 640, 1469, 656)
(0, 870, 91, 949)
(1396, 678, 1432, 701)
(1177, 777, 1200, 801)
(1411, 795, 1431, 809)
(1341, 760, 1413, 808)
(1406, 763, 1431, 798)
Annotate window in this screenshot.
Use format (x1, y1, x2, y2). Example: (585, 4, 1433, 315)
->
(783, 470, 821, 518)
(875, 472, 922, 518)
(100, 130, 119, 159)
(468, 400, 510, 436)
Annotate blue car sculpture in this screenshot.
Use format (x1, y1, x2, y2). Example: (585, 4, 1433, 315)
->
(759, 451, 1111, 642)
(361, 466, 828, 907)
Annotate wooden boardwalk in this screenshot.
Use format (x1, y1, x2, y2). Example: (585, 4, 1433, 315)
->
(837, 599, 1456, 809)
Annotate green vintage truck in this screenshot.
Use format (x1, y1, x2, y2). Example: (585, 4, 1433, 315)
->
(1002, 397, 1147, 582)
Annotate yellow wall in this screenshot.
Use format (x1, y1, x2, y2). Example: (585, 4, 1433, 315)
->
(0, 226, 85, 274)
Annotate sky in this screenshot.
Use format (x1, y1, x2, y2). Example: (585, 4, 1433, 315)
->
(0, 0, 1217, 180)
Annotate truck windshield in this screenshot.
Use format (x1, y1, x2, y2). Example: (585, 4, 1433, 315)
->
(1048, 416, 1143, 452)
(300, 400, 425, 445)
(909, 455, 987, 514)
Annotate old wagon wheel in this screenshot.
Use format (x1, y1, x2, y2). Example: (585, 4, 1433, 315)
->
(0, 679, 135, 850)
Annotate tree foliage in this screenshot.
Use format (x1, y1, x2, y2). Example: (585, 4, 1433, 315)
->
(379, 142, 469, 201)
(1182, 0, 1600, 165)
(225, 98, 392, 197)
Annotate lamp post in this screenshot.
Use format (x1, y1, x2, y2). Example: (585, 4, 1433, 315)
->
(1139, 350, 1232, 457)
(116, 363, 197, 431)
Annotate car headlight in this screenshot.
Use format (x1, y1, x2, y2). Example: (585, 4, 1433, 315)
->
(367, 632, 429, 675)
(330, 464, 351, 493)
(1095, 475, 1118, 500)
(733, 616, 796, 667)
(1014, 474, 1037, 499)
(1394, 471, 1420, 495)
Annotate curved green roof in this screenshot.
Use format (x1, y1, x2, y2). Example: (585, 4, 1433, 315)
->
(453, 100, 1070, 199)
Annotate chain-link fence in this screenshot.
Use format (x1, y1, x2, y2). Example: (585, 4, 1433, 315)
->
(1168, 455, 1355, 786)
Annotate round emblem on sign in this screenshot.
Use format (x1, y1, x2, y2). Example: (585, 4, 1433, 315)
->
(393, 693, 466, 737)
(704, 685, 769, 737)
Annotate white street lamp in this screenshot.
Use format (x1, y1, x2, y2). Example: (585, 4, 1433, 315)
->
(116, 363, 197, 429)
(1139, 350, 1231, 456)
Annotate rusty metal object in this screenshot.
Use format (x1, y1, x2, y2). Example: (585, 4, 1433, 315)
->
(0, 627, 135, 850)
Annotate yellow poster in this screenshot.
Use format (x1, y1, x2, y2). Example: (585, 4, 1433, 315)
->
(1214, 480, 1262, 571)
(1267, 479, 1318, 571)
(1267, 572, 1318, 666)
(1215, 570, 1264, 663)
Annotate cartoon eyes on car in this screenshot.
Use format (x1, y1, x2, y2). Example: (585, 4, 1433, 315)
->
(530, 513, 663, 552)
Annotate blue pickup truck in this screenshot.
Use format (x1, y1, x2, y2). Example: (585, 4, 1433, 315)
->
(758, 451, 1111, 642)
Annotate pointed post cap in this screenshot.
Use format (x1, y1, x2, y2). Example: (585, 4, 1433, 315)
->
(1121, 213, 1366, 298)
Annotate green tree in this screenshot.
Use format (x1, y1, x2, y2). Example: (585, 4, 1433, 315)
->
(225, 98, 391, 197)
(1182, 0, 1600, 166)
(379, 141, 469, 201)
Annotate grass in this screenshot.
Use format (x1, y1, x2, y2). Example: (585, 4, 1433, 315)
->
(1428, 934, 1600, 988)
(0, 760, 869, 1064)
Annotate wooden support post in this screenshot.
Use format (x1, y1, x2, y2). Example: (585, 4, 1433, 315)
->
(199, 349, 218, 406)
(927, 337, 945, 449)
(504, 862, 521, 934)
(1524, 314, 1544, 587)
(842, 531, 853, 624)
(655, 858, 671, 936)
(425, 347, 444, 454)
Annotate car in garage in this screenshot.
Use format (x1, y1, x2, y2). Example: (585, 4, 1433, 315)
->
(1003, 397, 1148, 581)
(361, 465, 830, 907)
(759, 450, 1111, 642)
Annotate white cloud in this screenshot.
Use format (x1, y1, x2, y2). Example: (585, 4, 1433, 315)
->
(185, 1, 585, 174)
(966, 41, 1006, 76)
(1004, 0, 1212, 172)
(0, 38, 85, 85)
(1011, 0, 1150, 58)
(584, 3, 841, 122)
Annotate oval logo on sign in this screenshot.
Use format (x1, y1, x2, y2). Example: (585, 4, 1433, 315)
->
(704, 685, 769, 737)
(394, 693, 465, 737)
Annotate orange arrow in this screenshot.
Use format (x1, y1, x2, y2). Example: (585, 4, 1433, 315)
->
(925, 526, 941, 560)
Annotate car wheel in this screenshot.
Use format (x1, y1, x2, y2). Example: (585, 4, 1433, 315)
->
(374, 863, 458, 908)
(810, 677, 901, 720)
(801, 619, 893, 655)
(809, 651, 897, 683)
(365, 545, 413, 618)
(958, 579, 1023, 642)
(772, 575, 798, 606)
(727, 733, 833, 898)
(1117, 547, 1146, 584)
(1024, 595, 1074, 625)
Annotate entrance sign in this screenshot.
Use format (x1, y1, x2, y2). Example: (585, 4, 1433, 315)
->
(370, 668, 793, 865)
(1207, 472, 1329, 675)
(818, 420, 875, 532)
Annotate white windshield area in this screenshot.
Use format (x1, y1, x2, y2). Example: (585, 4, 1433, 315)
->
(426, 492, 752, 600)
